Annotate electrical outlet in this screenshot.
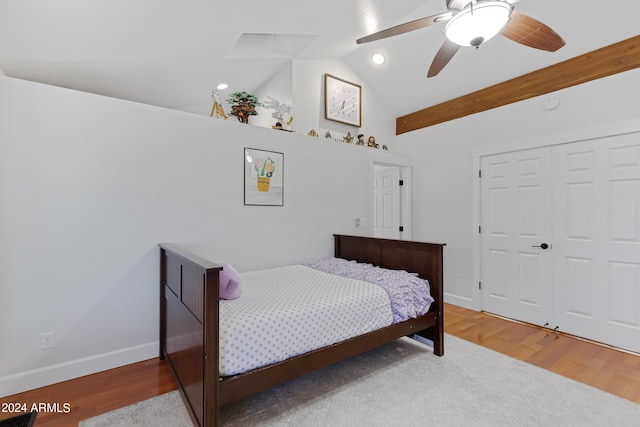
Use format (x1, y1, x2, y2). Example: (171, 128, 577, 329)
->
(41, 332, 55, 350)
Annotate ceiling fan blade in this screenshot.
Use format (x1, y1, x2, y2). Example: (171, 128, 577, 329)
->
(427, 39, 460, 77)
(501, 11, 565, 52)
(357, 12, 452, 44)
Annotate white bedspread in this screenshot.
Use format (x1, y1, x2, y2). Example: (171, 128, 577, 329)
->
(218, 265, 394, 376)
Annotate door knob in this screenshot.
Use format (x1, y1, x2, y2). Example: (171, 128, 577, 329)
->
(532, 243, 550, 249)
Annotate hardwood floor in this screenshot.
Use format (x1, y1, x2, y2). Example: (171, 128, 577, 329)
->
(445, 303, 640, 404)
(1, 303, 638, 426)
(0, 357, 177, 427)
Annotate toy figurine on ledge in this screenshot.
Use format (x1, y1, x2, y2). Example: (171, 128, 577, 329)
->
(344, 132, 354, 143)
(264, 96, 295, 131)
(227, 91, 263, 124)
(210, 90, 228, 119)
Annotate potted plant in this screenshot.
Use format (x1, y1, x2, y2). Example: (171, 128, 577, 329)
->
(226, 91, 263, 124)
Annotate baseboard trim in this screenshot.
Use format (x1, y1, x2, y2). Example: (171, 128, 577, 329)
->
(0, 342, 159, 397)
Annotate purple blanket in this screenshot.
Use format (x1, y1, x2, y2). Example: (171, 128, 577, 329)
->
(304, 257, 434, 323)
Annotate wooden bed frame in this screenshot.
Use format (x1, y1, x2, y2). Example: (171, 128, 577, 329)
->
(159, 234, 445, 427)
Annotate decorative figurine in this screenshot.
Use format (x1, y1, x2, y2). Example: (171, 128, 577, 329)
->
(308, 129, 319, 137)
(356, 134, 365, 146)
(344, 132, 354, 143)
(367, 136, 379, 149)
(226, 91, 263, 124)
(325, 130, 332, 139)
(210, 89, 228, 119)
(263, 96, 294, 130)
(382, 144, 388, 151)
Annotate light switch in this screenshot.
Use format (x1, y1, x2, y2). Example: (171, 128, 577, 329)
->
(355, 217, 368, 228)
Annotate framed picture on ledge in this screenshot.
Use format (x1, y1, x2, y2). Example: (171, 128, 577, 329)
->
(324, 73, 361, 127)
(244, 148, 284, 206)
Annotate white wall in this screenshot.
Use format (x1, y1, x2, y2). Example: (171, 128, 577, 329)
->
(396, 69, 640, 309)
(0, 75, 407, 396)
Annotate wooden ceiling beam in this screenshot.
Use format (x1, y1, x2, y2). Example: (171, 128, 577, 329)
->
(396, 35, 640, 135)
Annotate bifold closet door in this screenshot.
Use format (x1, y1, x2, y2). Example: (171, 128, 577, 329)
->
(553, 134, 640, 353)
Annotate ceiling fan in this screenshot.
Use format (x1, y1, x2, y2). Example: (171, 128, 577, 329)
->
(356, 0, 565, 77)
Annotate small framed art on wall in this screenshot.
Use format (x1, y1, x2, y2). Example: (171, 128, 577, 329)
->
(244, 148, 284, 206)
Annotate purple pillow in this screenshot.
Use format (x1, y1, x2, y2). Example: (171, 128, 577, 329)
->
(218, 262, 243, 300)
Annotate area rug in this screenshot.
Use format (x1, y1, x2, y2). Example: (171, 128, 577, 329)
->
(79, 334, 640, 426)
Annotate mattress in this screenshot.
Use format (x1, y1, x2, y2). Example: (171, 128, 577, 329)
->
(218, 264, 394, 376)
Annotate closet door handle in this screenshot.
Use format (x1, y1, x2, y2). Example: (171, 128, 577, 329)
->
(532, 243, 550, 250)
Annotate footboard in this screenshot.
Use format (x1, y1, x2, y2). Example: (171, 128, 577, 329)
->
(159, 243, 221, 427)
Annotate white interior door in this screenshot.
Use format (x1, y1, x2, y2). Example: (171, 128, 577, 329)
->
(373, 166, 401, 239)
(553, 134, 640, 352)
(480, 148, 553, 326)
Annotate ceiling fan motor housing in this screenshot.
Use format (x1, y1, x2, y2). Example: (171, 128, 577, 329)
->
(447, 0, 480, 12)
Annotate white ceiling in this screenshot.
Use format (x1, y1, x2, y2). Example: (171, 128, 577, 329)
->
(1, 0, 638, 118)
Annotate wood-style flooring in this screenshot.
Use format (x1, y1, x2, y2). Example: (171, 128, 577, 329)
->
(446, 303, 640, 404)
(1, 303, 638, 426)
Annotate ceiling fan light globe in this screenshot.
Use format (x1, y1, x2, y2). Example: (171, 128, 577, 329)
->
(444, 1, 512, 47)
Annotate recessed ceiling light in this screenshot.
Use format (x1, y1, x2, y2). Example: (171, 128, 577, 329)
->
(372, 53, 386, 65)
(216, 83, 229, 90)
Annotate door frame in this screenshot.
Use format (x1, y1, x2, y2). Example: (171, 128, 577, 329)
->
(471, 118, 640, 313)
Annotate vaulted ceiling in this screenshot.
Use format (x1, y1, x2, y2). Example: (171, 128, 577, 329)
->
(1, 0, 639, 120)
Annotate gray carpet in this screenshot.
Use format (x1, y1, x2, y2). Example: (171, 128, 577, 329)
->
(80, 334, 640, 426)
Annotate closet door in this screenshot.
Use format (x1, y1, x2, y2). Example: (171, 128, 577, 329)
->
(480, 147, 554, 326)
(553, 134, 640, 353)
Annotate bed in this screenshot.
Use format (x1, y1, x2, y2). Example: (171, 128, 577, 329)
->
(159, 234, 445, 427)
